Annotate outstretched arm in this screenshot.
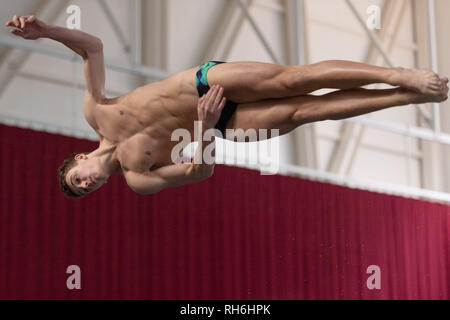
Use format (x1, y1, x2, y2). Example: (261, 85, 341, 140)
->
(6, 15, 105, 102)
(125, 85, 227, 195)
(125, 163, 209, 195)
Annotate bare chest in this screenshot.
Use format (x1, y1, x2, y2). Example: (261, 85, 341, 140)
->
(117, 133, 172, 172)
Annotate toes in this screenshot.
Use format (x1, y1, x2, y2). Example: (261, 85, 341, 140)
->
(430, 76, 440, 84)
(427, 70, 439, 77)
(429, 82, 440, 91)
(428, 87, 442, 93)
(430, 83, 440, 89)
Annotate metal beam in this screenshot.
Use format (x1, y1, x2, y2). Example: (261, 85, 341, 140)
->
(129, 0, 142, 66)
(413, 0, 443, 191)
(430, 0, 450, 193)
(142, 0, 168, 69)
(344, 116, 450, 145)
(234, 0, 282, 64)
(127, 0, 146, 87)
(200, 0, 254, 63)
(0, 35, 171, 80)
(16, 71, 124, 97)
(344, 0, 393, 66)
(277, 0, 300, 166)
(97, 0, 131, 55)
(427, 0, 441, 133)
(283, 0, 318, 168)
(283, 0, 306, 65)
(318, 134, 423, 159)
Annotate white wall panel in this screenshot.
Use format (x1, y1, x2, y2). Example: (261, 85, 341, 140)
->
(351, 146, 422, 187)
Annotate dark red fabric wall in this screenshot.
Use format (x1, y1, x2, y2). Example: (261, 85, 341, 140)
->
(0, 124, 449, 299)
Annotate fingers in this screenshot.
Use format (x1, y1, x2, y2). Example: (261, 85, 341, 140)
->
(218, 97, 227, 111)
(199, 84, 226, 114)
(214, 86, 224, 106)
(198, 95, 206, 107)
(206, 85, 224, 105)
(19, 16, 26, 29)
(10, 29, 24, 38)
(13, 15, 20, 27)
(5, 15, 33, 28)
(204, 85, 218, 105)
(213, 86, 226, 112)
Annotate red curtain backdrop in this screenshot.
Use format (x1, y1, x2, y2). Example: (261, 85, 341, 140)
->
(0, 123, 449, 300)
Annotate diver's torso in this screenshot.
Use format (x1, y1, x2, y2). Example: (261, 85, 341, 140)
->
(93, 66, 200, 173)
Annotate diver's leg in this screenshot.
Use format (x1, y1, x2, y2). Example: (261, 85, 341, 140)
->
(224, 82, 448, 140)
(207, 60, 447, 104)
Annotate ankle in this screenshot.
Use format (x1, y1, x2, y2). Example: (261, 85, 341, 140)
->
(396, 88, 422, 104)
(388, 67, 404, 87)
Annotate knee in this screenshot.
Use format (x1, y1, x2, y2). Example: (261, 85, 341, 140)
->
(281, 66, 313, 90)
(292, 106, 314, 126)
(292, 97, 330, 124)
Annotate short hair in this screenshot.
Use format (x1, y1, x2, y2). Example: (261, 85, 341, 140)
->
(57, 152, 88, 198)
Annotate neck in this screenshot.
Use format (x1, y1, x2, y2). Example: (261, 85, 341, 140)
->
(88, 144, 120, 176)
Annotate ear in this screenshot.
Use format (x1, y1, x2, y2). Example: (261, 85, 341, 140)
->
(75, 154, 88, 161)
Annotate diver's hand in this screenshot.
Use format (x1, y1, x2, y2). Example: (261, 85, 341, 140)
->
(5, 15, 48, 40)
(197, 85, 227, 129)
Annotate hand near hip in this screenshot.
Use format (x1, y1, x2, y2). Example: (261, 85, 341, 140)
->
(197, 85, 227, 129)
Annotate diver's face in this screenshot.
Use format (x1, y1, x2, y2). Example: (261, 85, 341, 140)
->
(66, 155, 108, 196)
